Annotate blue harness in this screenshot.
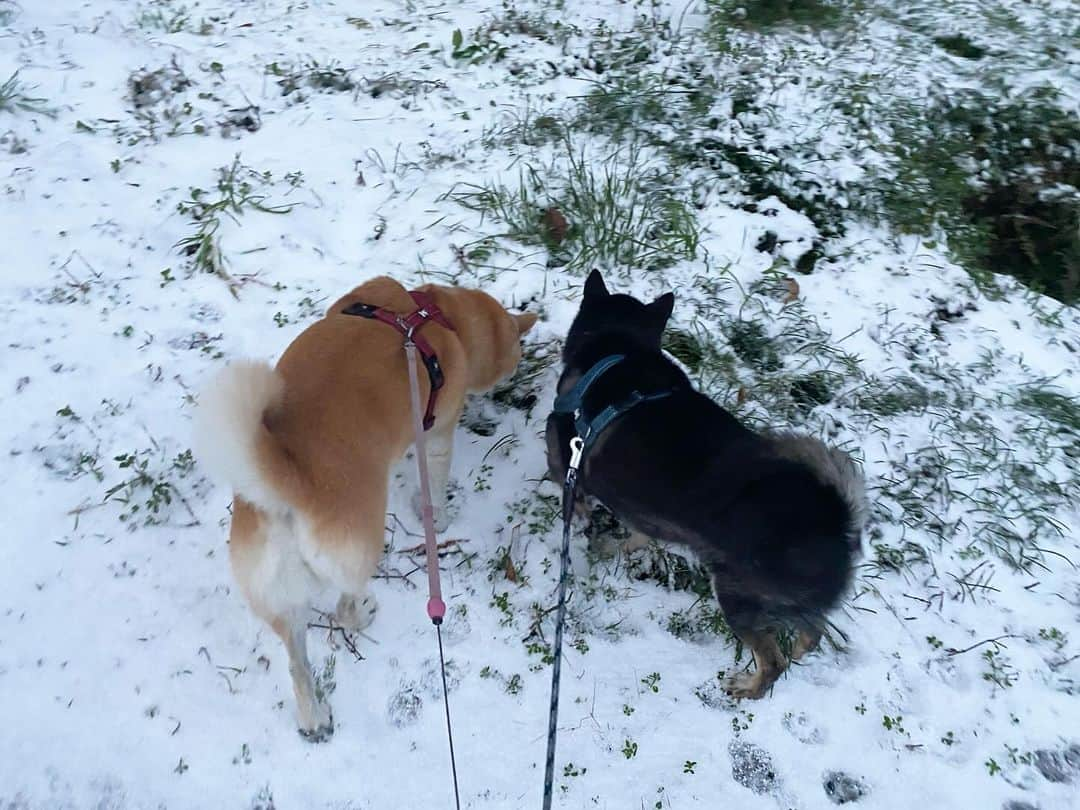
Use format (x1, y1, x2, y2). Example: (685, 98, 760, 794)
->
(552, 354, 675, 457)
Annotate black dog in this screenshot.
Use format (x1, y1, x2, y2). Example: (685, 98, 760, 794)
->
(546, 270, 866, 698)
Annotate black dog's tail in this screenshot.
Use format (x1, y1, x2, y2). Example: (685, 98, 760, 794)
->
(767, 431, 868, 554)
(707, 433, 868, 625)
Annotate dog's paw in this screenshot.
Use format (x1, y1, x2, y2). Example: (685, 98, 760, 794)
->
(335, 594, 378, 632)
(412, 491, 453, 532)
(724, 671, 770, 701)
(298, 705, 334, 743)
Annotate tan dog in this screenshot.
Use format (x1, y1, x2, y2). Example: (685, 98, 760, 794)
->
(194, 276, 537, 740)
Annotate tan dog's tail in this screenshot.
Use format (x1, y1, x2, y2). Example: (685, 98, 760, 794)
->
(193, 360, 300, 515)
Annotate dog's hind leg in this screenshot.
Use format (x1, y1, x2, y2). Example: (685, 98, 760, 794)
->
(270, 612, 334, 742)
(725, 627, 786, 700)
(791, 626, 822, 662)
(712, 585, 787, 700)
(229, 500, 333, 741)
(334, 590, 378, 633)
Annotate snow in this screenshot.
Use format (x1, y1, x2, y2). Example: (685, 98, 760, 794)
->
(1, 1, 1078, 809)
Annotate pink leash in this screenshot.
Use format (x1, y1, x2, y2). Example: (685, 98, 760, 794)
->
(404, 339, 461, 809)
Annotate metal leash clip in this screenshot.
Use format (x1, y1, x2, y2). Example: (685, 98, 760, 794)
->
(567, 436, 584, 474)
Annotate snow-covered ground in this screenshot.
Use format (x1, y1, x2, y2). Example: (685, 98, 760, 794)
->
(2, 1, 1078, 808)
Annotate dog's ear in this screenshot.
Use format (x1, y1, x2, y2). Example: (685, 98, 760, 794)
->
(647, 292, 675, 326)
(514, 312, 538, 335)
(583, 269, 609, 300)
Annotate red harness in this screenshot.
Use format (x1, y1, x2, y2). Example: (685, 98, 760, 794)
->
(340, 290, 455, 431)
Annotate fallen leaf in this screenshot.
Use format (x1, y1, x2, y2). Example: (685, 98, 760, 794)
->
(542, 207, 568, 245)
(783, 276, 800, 303)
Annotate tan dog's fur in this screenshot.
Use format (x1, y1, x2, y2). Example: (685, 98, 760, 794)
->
(194, 276, 536, 740)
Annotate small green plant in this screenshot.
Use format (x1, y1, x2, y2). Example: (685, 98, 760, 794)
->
(882, 714, 905, 734)
(981, 648, 1018, 690)
(1037, 627, 1067, 651)
(104, 449, 199, 528)
(563, 762, 586, 777)
(0, 71, 55, 116)
(473, 462, 494, 492)
(731, 710, 754, 735)
(505, 673, 523, 695)
(683, 760, 697, 774)
(266, 59, 357, 99)
(985, 757, 1001, 777)
(942, 731, 956, 747)
(313, 655, 336, 703)
(451, 28, 508, 64)
(491, 591, 514, 626)
(175, 156, 295, 291)
(621, 739, 639, 759)
(641, 672, 661, 693)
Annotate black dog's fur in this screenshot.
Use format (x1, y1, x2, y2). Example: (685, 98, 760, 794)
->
(546, 270, 866, 698)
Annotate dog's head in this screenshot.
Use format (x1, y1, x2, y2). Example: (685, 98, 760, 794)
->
(563, 269, 674, 360)
(424, 285, 538, 392)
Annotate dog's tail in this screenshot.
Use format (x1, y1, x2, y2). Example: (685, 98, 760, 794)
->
(193, 360, 303, 514)
(768, 432, 868, 553)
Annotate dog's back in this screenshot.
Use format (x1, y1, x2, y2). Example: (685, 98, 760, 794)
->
(574, 374, 864, 622)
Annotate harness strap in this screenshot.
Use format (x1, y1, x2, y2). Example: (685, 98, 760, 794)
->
(341, 290, 454, 430)
(552, 354, 675, 455)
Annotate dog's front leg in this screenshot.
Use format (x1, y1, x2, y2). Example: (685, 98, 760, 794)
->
(413, 425, 454, 532)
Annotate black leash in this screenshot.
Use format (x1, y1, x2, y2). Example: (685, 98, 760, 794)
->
(542, 437, 584, 810)
(435, 621, 461, 810)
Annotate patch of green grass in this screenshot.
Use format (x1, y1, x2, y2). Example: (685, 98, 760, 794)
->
(726, 320, 781, 373)
(708, 0, 847, 30)
(479, 5, 579, 47)
(448, 140, 699, 277)
(628, 543, 714, 599)
(933, 34, 986, 59)
(266, 59, 357, 99)
(1014, 384, 1080, 433)
(135, 1, 217, 35)
(867, 372, 1076, 579)
(580, 67, 848, 249)
(855, 376, 939, 417)
(0, 71, 55, 117)
(876, 85, 1080, 303)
